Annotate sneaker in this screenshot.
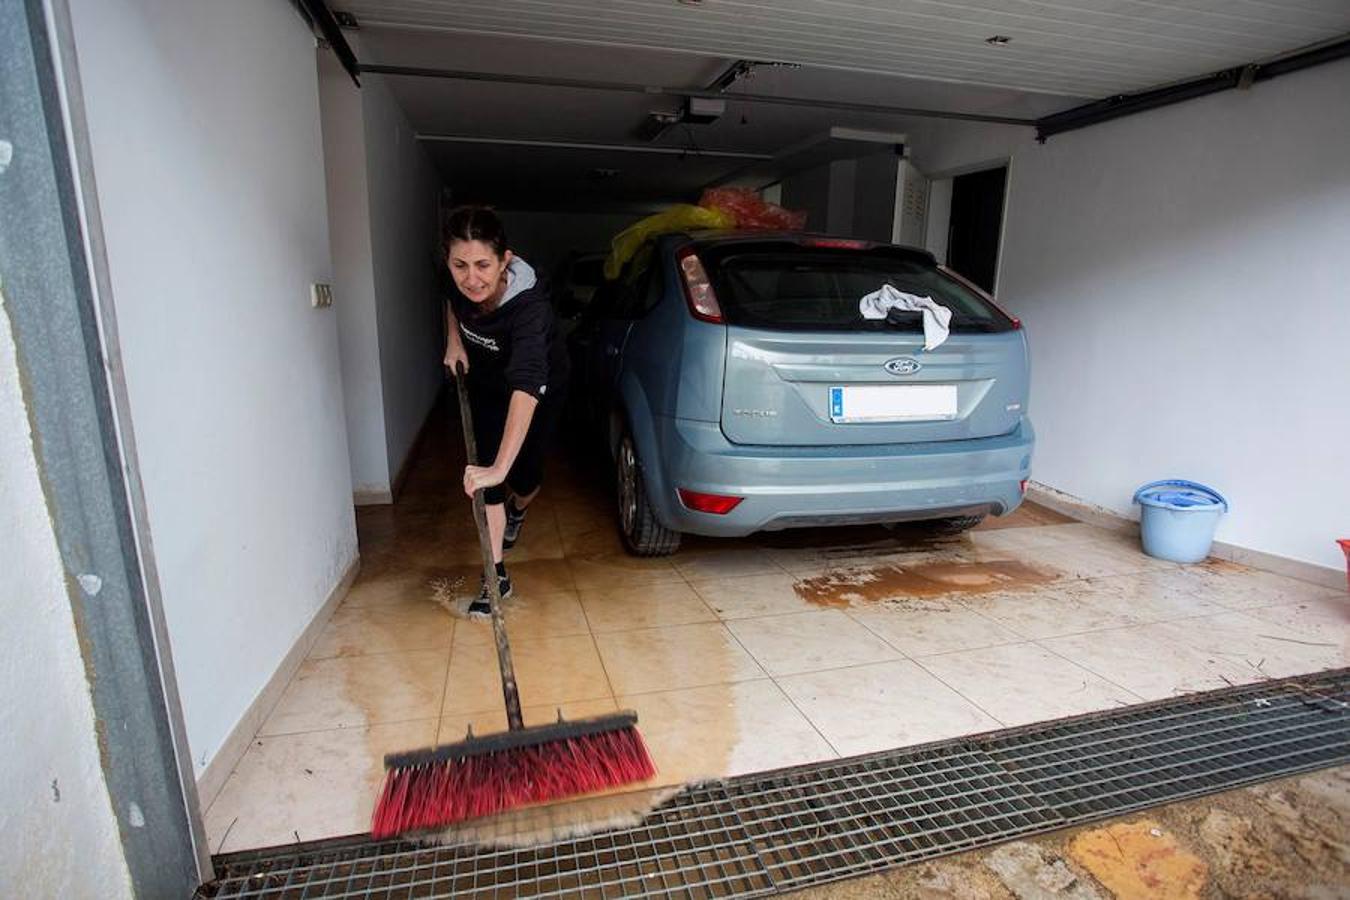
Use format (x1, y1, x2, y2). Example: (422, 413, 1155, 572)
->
(468, 571, 512, 618)
(503, 501, 527, 549)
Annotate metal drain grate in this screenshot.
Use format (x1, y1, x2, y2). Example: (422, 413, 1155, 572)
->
(202, 671, 1349, 899)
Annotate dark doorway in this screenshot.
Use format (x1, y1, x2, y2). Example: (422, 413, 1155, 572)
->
(947, 166, 1007, 293)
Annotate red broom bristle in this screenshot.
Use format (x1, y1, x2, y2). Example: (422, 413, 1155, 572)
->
(370, 725, 655, 839)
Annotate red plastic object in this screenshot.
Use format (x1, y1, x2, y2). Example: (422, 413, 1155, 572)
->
(371, 726, 654, 837)
(678, 488, 744, 515)
(699, 187, 808, 231)
(1339, 539, 1350, 592)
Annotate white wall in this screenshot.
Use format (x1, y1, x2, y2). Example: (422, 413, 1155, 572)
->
(925, 178, 953, 263)
(67, 0, 358, 775)
(320, 66, 443, 502)
(319, 53, 389, 499)
(0, 297, 132, 897)
(363, 76, 444, 483)
(907, 59, 1350, 572)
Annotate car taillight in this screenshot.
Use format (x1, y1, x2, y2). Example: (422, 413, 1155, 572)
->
(1020, 479, 1028, 495)
(677, 248, 723, 323)
(677, 488, 743, 515)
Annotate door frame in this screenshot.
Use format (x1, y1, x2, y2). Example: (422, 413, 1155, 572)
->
(924, 156, 1014, 294)
(2, 0, 207, 889)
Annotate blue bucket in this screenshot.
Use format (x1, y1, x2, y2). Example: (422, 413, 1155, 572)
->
(1133, 480, 1228, 563)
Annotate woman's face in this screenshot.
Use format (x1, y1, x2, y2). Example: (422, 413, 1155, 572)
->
(448, 239, 512, 304)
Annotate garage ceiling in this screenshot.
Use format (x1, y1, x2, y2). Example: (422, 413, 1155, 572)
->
(341, 0, 1350, 98)
(351, 24, 1078, 209)
(333, 1, 1350, 210)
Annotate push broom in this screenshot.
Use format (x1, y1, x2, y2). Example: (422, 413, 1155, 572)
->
(371, 366, 654, 839)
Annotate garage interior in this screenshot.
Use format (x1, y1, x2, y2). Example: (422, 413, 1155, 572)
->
(5, 1, 1349, 897)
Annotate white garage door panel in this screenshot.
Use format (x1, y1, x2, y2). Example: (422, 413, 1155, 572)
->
(344, 0, 1350, 97)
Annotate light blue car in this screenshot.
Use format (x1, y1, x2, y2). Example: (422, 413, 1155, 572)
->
(569, 232, 1033, 556)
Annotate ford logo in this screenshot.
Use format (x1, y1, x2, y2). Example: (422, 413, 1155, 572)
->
(883, 357, 922, 376)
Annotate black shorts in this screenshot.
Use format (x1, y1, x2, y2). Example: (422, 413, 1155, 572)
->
(468, 381, 566, 506)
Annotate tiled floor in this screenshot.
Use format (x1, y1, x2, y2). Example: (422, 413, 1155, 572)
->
(203, 414, 1349, 853)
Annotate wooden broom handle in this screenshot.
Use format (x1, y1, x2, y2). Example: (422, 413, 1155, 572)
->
(453, 364, 524, 731)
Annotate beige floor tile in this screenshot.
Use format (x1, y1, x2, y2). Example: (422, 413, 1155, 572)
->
(452, 590, 592, 645)
(560, 525, 627, 559)
(359, 533, 471, 580)
(424, 529, 491, 567)
(688, 571, 821, 619)
(961, 582, 1146, 640)
(848, 599, 1025, 658)
(1051, 541, 1163, 578)
(618, 681, 836, 785)
(726, 610, 901, 676)
(777, 660, 1003, 755)
(310, 599, 454, 660)
(1040, 624, 1255, 701)
(429, 558, 577, 606)
(437, 697, 621, 745)
(671, 548, 786, 580)
(1183, 566, 1346, 611)
(1081, 571, 1230, 623)
(1077, 537, 1184, 574)
(260, 650, 449, 736)
(595, 622, 766, 696)
(502, 512, 566, 562)
(342, 572, 441, 608)
(760, 541, 968, 577)
(916, 643, 1139, 727)
(579, 581, 718, 633)
(203, 719, 437, 853)
(1239, 595, 1350, 645)
(996, 541, 1150, 581)
(969, 523, 1103, 552)
(1154, 611, 1349, 681)
(442, 634, 612, 716)
(567, 553, 684, 592)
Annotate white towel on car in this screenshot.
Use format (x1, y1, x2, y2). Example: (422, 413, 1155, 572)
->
(859, 284, 952, 351)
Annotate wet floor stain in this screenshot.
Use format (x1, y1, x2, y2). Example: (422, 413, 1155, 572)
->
(794, 560, 1057, 608)
(1195, 558, 1251, 575)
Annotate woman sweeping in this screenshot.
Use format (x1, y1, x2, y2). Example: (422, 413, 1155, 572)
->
(442, 206, 569, 616)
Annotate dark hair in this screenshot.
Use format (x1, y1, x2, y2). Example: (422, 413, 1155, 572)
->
(444, 205, 508, 258)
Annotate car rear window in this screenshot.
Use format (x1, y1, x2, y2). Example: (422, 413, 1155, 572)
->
(700, 243, 1013, 333)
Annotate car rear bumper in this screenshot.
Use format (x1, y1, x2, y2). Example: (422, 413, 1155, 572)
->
(647, 416, 1035, 537)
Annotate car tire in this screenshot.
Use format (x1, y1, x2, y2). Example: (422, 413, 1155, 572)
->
(927, 514, 986, 536)
(615, 428, 681, 557)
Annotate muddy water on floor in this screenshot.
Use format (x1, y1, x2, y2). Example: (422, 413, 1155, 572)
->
(795, 560, 1057, 607)
(1195, 557, 1252, 576)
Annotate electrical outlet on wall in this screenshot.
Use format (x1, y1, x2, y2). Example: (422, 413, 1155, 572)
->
(310, 283, 334, 308)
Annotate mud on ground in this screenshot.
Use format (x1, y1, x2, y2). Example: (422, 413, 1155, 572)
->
(791, 766, 1349, 900)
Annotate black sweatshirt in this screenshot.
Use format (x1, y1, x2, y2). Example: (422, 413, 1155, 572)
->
(448, 273, 569, 403)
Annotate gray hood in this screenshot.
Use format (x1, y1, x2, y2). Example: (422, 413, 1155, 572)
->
(498, 257, 537, 308)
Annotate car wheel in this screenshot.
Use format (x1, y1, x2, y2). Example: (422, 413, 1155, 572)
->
(927, 514, 986, 536)
(616, 428, 681, 557)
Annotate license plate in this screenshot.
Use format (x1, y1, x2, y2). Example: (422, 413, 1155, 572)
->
(829, 385, 957, 423)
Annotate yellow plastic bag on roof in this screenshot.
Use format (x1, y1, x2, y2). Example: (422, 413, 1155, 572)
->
(604, 204, 734, 279)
